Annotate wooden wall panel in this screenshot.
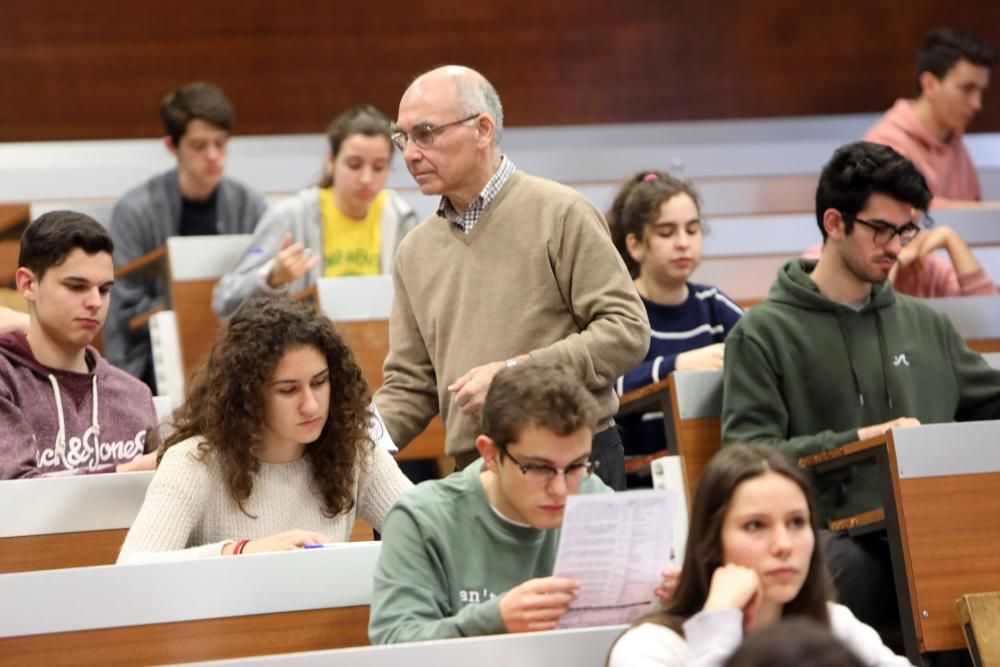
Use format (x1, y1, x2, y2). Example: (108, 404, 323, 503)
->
(0, 0, 998, 141)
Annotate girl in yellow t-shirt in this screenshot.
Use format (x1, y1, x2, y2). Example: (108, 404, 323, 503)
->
(213, 105, 418, 319)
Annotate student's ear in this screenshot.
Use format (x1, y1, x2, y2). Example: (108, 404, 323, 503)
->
(822, 208, 846, 241)
(15, 267, 38, 302)
(474, 113, 495, 151)
(625, 232, 645, 264)
(476, 435, 500, 471)
(917, 70, 939, 99)
(163, 135, 179, 157)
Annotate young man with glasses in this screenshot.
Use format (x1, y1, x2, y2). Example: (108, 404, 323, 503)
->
(369, 363, 614, 643)
(372, 65, 649, 491)
(859, 28, 998, 299)
(721, 141, 1000, 632)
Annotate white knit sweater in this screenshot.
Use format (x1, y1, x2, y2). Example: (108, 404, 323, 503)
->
(117, 436, 413, 564)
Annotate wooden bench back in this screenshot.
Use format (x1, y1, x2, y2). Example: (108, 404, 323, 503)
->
(312, 277, 445, 462)
(667, 371, 724, 506)
(887, 422, 1000, 653)
(957, 592, 1000, 667)
(0, 543, 380, 666)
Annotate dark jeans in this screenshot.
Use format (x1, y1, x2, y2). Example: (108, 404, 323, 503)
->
(453, 426, 626, 490)
(591, 426, 626, 490)
(821, 530, 899, 641)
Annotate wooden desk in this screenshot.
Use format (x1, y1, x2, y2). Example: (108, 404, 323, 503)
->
(0, 542, 380, 666)
(313, 276, 446, 462)
(165, 235, 252, 378)
(0, 472, 375, 575)
(184, 624, 629, 667)
(120, 235, 251, 398)
(801, 421, 1000, 664)
(617, 370, 723, 507)
(0, 238, 20, 286)
(0, 472, 152, 574)
(0, 202, 30, 240)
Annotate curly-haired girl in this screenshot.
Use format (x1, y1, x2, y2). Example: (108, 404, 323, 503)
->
(118, 297, 412, 563)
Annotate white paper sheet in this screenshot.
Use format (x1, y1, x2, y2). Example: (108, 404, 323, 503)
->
(553, 489, 677, 628)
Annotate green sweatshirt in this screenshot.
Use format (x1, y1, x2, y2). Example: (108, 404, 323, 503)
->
(368, 458, 610, 644)
(722, 259, 1000, 521)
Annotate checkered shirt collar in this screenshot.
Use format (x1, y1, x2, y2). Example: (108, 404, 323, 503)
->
(437, 156, 516, 234)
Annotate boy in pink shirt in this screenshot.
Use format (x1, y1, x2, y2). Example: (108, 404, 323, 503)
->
(865, 28, 994, 207)
(859, 29, 997, 297)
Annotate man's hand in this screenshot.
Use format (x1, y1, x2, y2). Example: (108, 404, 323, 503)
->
(266, 232, 320, 289)
(499, 576, 579, 633)
(702, 564, 763, 632)
(857, 417, 920, 441)
(448, 361, 507, 417)
(675, 343, 725, 371)
(224, 529, 331, 555)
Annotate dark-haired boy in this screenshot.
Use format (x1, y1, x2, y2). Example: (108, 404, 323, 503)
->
(865, 28, 995, 205)
(0, 211, 158, 479)
(722, 140, 1000, 626)
(105, 82, 267, 389)
(369, 363, 612, 643)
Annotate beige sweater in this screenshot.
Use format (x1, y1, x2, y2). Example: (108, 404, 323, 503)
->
(117, 437, 412, 563)
(374, 171, 649, 456)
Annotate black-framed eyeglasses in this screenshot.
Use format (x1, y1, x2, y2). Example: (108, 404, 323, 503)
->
(841, 212, 921, 245)
(499, 447, 598, 486)
(390, 114, 480, 151)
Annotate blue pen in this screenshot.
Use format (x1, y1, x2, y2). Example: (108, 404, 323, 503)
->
(304, 544, 325, 549)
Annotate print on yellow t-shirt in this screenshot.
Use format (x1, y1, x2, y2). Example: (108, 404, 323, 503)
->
(320, 188, 385, 277)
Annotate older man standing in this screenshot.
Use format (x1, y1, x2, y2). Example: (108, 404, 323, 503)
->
(373, 66, 648, 489)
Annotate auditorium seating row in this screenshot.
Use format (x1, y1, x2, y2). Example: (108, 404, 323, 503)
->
(2, 116, 1000, 223)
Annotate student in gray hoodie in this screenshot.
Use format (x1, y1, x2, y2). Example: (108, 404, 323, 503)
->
(105, 83, 267, 390)
(0, 211, 158, 479)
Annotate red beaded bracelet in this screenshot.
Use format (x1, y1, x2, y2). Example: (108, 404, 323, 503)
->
(233, 539, 249, 555)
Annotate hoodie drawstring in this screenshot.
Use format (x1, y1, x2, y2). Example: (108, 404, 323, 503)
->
(834, 309, 896, 412)
(873, 311, 895, 411)
(46, 374, 101, 458)
(46, 374, 67, 457)
(834, 312, 866, 407)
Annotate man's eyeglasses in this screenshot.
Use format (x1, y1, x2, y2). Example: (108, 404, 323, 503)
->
(390, 114, 480, 151)
(500, 447, 597, 486)
(841, 212, 921, 245)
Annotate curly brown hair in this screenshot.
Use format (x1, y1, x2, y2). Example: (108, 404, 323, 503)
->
(161, 297, 372, 518)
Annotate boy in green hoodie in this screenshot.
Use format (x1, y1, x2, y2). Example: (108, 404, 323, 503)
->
(721, 140, 1000, 628)
(369, 363, 614, 644)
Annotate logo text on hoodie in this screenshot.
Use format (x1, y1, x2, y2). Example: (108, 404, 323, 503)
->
(36, 428, 147, 471)
(893, 354, 910, 367)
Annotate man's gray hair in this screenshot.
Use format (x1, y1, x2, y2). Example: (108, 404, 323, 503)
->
(456, 76, 504, 147)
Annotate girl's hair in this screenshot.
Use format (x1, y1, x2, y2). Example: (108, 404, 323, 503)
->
(643, 444, 832, 633)
(160, 297, 373, 518)
(317, 104, 394, 188)
(607, 170, 703, 278)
